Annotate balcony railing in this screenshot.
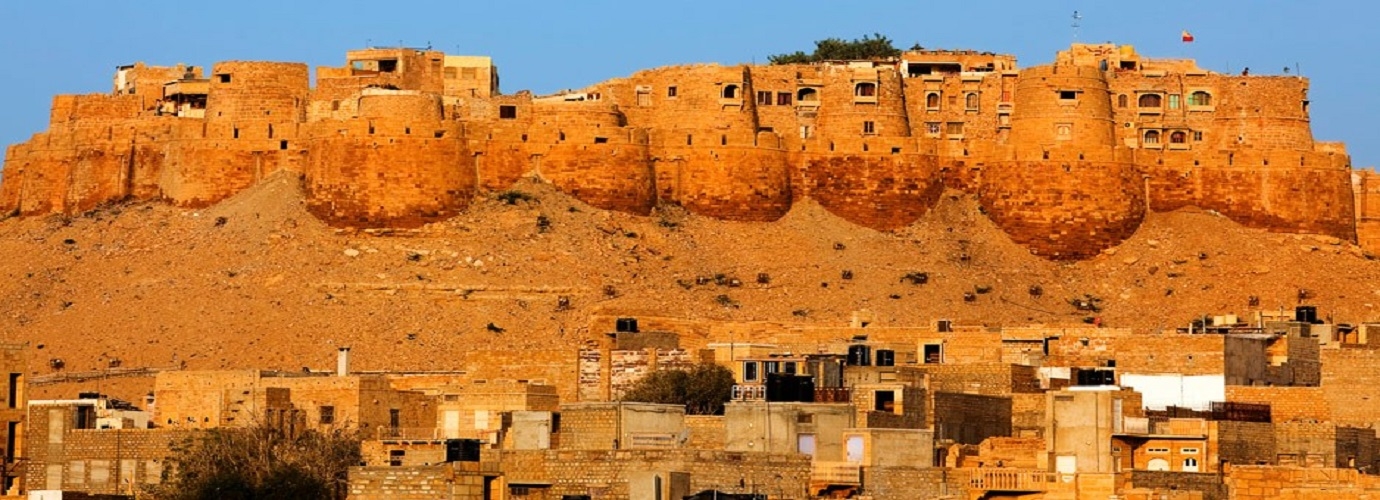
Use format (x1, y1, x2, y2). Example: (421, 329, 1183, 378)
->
(732, 384, 766, 401)
(811, 461, 861, 486)
(967, 469, 1057, 492)
(376, 427, 449, 441)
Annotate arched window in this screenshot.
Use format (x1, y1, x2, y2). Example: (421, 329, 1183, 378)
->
(1144, 130, 1161, 144)
(1170, 131, 1187, 144)
(854, 82, 877, 97)
(722, 84, 739, 99)
(926, 93, 940, 109)
(1147, 458, 1170, 471)
(1189, 91, 1212, 106)
(965, 93, 979, 109)
(1139, 93, 1163, 108)
(797, 88, 819, 102)
(1182, 458, 1199, 472)
(1118, 94, 1128, 108)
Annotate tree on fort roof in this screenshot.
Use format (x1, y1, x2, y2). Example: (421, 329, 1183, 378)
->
(768, 33, 903, 64)
(621, 362, 735, 415)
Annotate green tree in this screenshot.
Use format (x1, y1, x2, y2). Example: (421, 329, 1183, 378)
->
(621, 363, 735, 415)
(768, 33, 903, 64)
(145, 423, 361, 500)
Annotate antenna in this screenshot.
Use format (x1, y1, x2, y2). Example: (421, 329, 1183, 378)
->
(1071, 11, 1083, 41)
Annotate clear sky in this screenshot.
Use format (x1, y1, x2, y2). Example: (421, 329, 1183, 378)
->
(1, 0, 1375, 167)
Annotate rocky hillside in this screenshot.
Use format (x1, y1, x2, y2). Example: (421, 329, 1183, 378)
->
(4, 173, 1377, 399)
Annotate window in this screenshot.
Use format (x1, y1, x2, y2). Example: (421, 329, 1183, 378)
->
(1118, 94, 1128, 108)
(636, 89, 651, 107)
(499, 105, 517, 119)
(319, 406, 335, 425)
(854, 82, 877, 97)
(1059, 90, 1077, 100)
(444, 67, 458, 79)
(1168, 94, 1181, 109)
(6, 374, 17, 409)
(757, 91, 772, 106)
(965, 93, 979, 110)
(216, 73, 231, 84)
(1139, 94, 1163, 108)
(389, 449, 405, 467)
(743, 361, 758, 382)
(784, 361, 797, 374)
(1183, 458, 1199, 471)
(1144, 130, 1161, 144)
(923, 344, 942, 364)
(461, 67, 477, 79)
(863, 121, 876, 135)
(926, 93, 940, 109)
(946, 122, 964, 136)
(1189, 91, 1211, 106)
(777, 92, 792, 106)
(1181, 448, 1200, 454)
(764, 361, 780, 374)
(389, 409, 401, 429)
(1147, 447, 1170, 454)
(722, 84, 740, 99)
(874, 390, 897, 413)
(667, 86, 678, 98)
(1193, 131, 1204, 142)
(331, 100, 341, 111)
(925, 122, 941, 136)
(1056, 123, 1072, 140)
(1170, 131, 1187, 144)
(377, 59, 398, 72)
(797, 88, 818, 102)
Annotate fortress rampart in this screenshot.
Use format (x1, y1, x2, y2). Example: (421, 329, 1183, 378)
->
(0, 43, 1365, 259)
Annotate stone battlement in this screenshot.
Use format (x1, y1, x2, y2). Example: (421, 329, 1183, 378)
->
(0, 43, 1361, 259)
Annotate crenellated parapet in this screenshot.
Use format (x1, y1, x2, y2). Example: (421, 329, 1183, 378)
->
(0, 44, 1363, 259)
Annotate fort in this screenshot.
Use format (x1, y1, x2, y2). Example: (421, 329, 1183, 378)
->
(1, 43, 1373, 259)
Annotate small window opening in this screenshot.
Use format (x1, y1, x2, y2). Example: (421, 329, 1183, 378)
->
(1170, 131, 1187, 144)
(863, 121, 876, 135)
(777, 92, 791, 105)
(499, 105, 517, 119)
(756, 91, 772, 106)
(1144, 130, 1161, 144)
(521, 134, 528, 142)
(232, 128, 239, 139)
(1139, 94, 1163, 108)
(216, 74, 231, 84)
(1118, 94, 1128, 108)
(743, 362, 758, 382)
(404, 127, 411, 135)
(331, 100, 341, 111)
(686, 135, 693, 146)
(874, 390, 897, 413)
(267, 124, 274, 139)
(721, 135, 727, 146)
(722, 84, 739, 99)
(1193, 131, 1204, 142)
(594, 137, 608, 144)
(891, 147, 901, 154)
(1189, 91, 1212, 106)
(434, 130, 445, 139)
(797, 88, 818, 102)
(1059, 90, 1077, 100)
(854, 82, 877, 97)
(377, 59, 398, 73)
(965, 93, 979, 109)
(923, 344, 942, 364)
(558, 132, 565, 142)
(319, 406, 335, 425)
(667, 86, 678, 98)
(279, 140, 288, 150)
(926, 93, 940, 109)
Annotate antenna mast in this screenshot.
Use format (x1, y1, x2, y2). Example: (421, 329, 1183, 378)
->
(1071, 11, 1083, 42)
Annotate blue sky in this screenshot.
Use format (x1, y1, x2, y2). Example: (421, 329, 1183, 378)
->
(1, 0, 1375, 167)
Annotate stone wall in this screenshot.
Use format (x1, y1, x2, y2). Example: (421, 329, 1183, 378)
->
(933, 392, 1012, 444)
(483, 448, 810, 500)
